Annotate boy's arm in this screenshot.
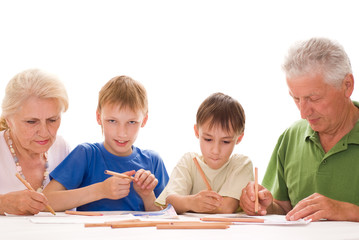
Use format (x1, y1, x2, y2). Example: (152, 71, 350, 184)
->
(43, 177, 132, 211)
(132, 169, 162, 211)
(216, 196, 239, 214)
(166, 191, 223, 214)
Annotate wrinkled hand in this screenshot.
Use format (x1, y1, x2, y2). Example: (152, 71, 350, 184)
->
(190, 190, 223, 213)
(133, 169, 158, 197)
(0, 190, 48, 215)
(286, 193, 354, 222)
(101, 170, 134, 200)
(240, 181, 273, 215)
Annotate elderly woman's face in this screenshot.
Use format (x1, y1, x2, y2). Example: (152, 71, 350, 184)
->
(6, 96, 62, 154)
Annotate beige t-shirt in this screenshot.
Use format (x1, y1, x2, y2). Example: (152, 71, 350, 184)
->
(155, 152, 253, 206)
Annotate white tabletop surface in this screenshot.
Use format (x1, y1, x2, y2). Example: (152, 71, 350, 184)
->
(1, 212, 359, 240)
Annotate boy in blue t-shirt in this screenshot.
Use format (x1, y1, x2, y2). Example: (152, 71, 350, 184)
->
(43, 76, 169, 211)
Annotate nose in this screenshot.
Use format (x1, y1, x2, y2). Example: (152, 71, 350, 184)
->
(211, 142, 220, 155)
(297, 99, 312, 119)
(37, 122, 50, 138)
(117, 124, 128, 138)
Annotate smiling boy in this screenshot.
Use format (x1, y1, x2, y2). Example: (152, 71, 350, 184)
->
(43, 76, 168, 211)
(155, 92, 253, 214)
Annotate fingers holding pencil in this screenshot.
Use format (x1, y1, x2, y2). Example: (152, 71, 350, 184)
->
(15, 173, 56, 215)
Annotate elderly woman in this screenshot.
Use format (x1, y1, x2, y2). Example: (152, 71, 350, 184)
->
(0, 69, 70, 215)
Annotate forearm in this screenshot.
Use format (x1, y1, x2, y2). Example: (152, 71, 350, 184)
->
(43, 182, 105, 211)
(0, 194, 6, 215)
(140, 192, 162, 211)
(266, 199, 292, 215)
(166, 194, 193, 214)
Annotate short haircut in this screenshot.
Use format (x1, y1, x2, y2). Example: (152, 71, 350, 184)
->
(196, 92, 245, 136)
(282, 37, 352, 88)
(0, 68, 68, 131)
(97, 75, 148, 115)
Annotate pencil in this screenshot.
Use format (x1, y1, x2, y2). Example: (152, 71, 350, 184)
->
(84, 219, 141, 227)
(193, 157, 212, 191)
(65, 210, 103, 216)
(15, 173, 56, 215)
(254, 167, 259, 213)
(104, 170, 135, 180)
(201, 217, 265, 223)
(156, 222, 229, 229)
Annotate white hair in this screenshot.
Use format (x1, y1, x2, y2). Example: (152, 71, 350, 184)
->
(1, 69, 69, 130)
(283, 37, 352, 88)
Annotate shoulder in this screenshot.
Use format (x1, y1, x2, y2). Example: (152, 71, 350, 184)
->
(227, 154, 253, 171)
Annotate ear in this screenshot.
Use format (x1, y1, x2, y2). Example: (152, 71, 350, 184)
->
(235, 132, 244, 144)
(96, 110, 102, 125)
(141, 113, 148, 128)
(343, 74, 354, 98)
(194, 124, 199, 139)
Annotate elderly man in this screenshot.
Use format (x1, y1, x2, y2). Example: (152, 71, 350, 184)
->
(240, 38, 359, 222)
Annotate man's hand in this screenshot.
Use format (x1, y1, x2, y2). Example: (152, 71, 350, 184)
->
(239, 181, 273, 215)
(286, 193, 359, 222)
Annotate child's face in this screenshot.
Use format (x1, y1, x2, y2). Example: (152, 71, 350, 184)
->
(96, 103, 148, 157)
(194, 120, 243, 170)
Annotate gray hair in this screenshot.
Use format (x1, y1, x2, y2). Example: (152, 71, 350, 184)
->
(282, 37, 352, 87)
(0, 69, 69, 130)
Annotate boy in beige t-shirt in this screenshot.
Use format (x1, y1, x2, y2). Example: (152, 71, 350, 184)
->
(156, 92, 253, 214)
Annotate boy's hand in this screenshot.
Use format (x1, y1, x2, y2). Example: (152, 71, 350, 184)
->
(133, 169, 158, 197)
(190, 190, 223, 213)
(101, 170, 134, 200)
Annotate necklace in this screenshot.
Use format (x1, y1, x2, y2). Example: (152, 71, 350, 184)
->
(6, 130, 49, 192)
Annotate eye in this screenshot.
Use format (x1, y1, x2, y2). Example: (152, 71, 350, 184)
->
(26, 120, 37, 124)
(48, 118, 59, 123)
(223, 140, 231, 144)
(204, 138, 212, 142)
(128, 121, 137, 125)
(107, 119, 116, 124)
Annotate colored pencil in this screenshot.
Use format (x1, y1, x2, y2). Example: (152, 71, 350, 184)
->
(15, 173, 56, 215)
(104, 170, 135, 180)
(255, 167, 259, 213)
(192, 157, 212, 190)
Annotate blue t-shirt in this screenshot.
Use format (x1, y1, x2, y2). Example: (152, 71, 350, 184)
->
(50, 142, 169, 211)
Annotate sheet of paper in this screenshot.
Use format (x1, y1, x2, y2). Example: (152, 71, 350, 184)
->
(119, 204, 178, 219)
(183, 212, 311, 226)
(26, 212, 137, 224)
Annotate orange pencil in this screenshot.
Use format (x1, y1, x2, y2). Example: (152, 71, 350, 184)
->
(104, 170, 135, 180)
(15, 173, 56, 215)
(65, 210, 103, 216)
(254, 167, 259, 213)
(193, 157, 212, 191)
(156, 222, 229, 229)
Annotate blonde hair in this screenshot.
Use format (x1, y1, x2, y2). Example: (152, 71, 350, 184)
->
(196, 92, 245, 136)
(0, 69, 69, 131)
(97, 75, 148, 115)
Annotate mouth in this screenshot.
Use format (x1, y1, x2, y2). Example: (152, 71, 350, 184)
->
(115, 140, 129, 146)
(36, 140, 49, 145)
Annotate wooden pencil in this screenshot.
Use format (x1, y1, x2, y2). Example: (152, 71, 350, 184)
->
(104, 170, 135, 180)
(65, 210, 103, 216)
(254, 167, 259, 213)
(192, 157, 212, 190)
(15, 173, 56, 215)
(157, 222, 229, 229)
(84, 219, 141, 227)
(201, 217, 265, 223)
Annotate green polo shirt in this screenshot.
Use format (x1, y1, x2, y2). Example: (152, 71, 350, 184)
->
(262, 102, 359, 207)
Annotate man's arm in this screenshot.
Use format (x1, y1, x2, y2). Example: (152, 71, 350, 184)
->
(286, 193, 359, 222)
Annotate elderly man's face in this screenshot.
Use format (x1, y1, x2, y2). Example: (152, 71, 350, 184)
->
(286, 72, 352, 135)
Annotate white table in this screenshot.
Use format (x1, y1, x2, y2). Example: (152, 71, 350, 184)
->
(1, 213, 358, 240)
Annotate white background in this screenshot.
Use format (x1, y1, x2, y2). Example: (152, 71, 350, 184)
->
(1, 0, 359, 181)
